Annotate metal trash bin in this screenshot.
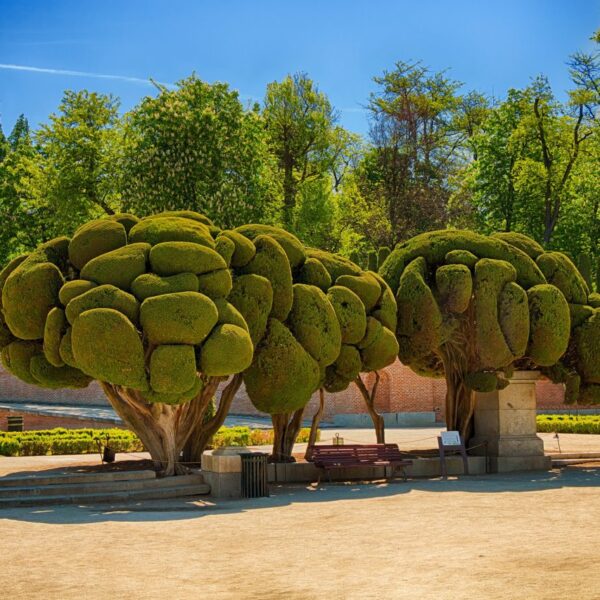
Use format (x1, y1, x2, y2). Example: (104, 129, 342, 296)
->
(7, 416, 23, 432)
(240, 452, 269, 498)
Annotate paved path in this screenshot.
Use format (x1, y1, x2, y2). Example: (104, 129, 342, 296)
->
(0, 467, 598, 599)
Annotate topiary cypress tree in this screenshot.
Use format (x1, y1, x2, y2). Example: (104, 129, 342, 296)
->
(379, 229, 593, 441)
(367, 250, 378, 272)
(0, 211, 260, 476)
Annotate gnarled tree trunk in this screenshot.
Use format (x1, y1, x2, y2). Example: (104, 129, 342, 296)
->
(439, 333, 476, 443)
(101, 377, 221, 477)
(305, 388, 325, 460)
(355, 372, 385, 443)
(270, 408, 305, 462)
(182, 373, 244, 463)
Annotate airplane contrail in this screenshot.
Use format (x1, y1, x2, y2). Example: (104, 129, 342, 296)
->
(0, 63, 174, 88)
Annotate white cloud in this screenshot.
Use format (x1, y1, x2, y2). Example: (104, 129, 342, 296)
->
(0, 63, 174, 88)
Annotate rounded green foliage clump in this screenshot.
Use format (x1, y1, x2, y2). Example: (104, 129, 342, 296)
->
(2, 243, 67, 340)
(145, 210, 213, 226)
(59, 328, 77, 368)
(228, 274, 273, 345)
(358, 317, 383, 350)
(0, 312, 13, 349)
(150, 345, 197, 394)
(491, 232, 544, 259)
(241, 235, 293, 321)
(213, 298, 249, 332)
(287, 284, 341, 367)
(395, 257, 442, 363)
(129, 216, 215, 248)
(244, 319, 320, 414)
(65, 284, 140, 325)
(140, 291, 218, 345)
(235, 224, 305, 269)
(72, 308, 147, 390)
(199, 324, 253, 376)
(296, 257, 332, 292)
(218, 231, 256, 267)
(473, 258, 519, 368)
(29, 355, 91, 389)
(197, 269, 232, 299)
(214, 235, 235, 266)
(588, 292, 600, 309)
(498, 281, 529, 357)
(43, 307, 66, 367)
(327, 286, 367, 345)
(143, 377, 203, 406)
(445, 249, 478, 269)
(378, 247, 391, 269)
(435, 264, 472, 313)
(527, 284, 570, 366)
(324, 344, 362, 392)
(574, 309, 600, 383)
(131, 272, 199, 301)
(536, 252, 589, 304)
(0, 254, 28, 309)
(69, 219, 127, 270)
(369, 274, 397, 332)
(306, 248, 361, 280)
(149, 242, 226, 276)
(380, 230, 545, 293)
(59, 280, 98, 306)
(336, 272, 381, 312)
(1, 340, 41, 385)
(360, 326, 399, 372)
(80, 243, 150, 291)
(109, 213, 139, 233)
(465, 371, 499, 392)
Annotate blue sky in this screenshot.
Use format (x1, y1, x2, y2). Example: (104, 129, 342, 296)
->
(0, 0, 598, 136)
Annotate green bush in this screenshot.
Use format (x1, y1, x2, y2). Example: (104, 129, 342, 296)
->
(0, 428, 143, 456)
(0, 426, 319, 456)
(536, 414, 600, 434)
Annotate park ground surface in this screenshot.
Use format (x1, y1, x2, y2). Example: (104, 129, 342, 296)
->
(0, 466, 598, 599)
(0, 429, 599, 599)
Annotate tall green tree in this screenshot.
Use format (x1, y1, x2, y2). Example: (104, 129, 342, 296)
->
(263, 73, 339, 229)
(353, 61, 464, 246)
(0, 116, 47, 263)
(121, 76, 277, 228)
(36, 90, 122, 230)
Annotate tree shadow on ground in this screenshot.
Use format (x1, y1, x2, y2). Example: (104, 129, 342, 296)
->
(0, 465, 598, 525)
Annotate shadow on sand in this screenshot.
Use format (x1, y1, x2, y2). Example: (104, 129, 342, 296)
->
(0, 464, 598, 525)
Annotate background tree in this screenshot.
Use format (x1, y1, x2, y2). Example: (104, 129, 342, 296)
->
(122, 76, 278, 229)
(0, 115, 47, 264)
(36, 91, 123, 230)
(379, 230, 583, 440)
(263, 72, 340, 230)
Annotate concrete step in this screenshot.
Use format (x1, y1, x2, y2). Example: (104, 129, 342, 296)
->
(0, 469, 156, 488)
(0, 473, 205, 499)
(0, 482, 210, 508)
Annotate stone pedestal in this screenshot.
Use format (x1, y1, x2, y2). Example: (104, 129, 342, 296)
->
(201, 447, 253, 498)
(470, 371, 551, 473)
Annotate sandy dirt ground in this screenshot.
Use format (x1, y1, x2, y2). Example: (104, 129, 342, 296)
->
(0, 465, 598, 600)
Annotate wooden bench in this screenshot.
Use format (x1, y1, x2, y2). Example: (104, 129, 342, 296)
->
(309, 444, 413, 484)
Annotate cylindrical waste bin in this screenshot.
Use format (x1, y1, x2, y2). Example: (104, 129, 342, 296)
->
(240, 452, 269, 498)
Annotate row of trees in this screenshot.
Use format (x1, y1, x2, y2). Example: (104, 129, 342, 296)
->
(1, 31, 599, 284)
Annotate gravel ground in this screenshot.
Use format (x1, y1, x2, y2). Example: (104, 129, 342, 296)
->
(0, 465, 599, 600)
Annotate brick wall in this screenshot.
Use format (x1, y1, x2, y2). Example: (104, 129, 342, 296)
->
(0, 361, 571, 420)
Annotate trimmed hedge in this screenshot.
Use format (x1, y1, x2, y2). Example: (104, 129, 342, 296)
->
(0, 426, 319, 456)
(0, 428, 142, 457)
(536, 414, 600, 434)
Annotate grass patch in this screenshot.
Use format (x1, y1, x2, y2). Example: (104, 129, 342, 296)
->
(537, 414, 600, 434)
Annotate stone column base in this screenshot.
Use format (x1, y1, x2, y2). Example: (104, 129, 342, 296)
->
(488, 456, 552, 473)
